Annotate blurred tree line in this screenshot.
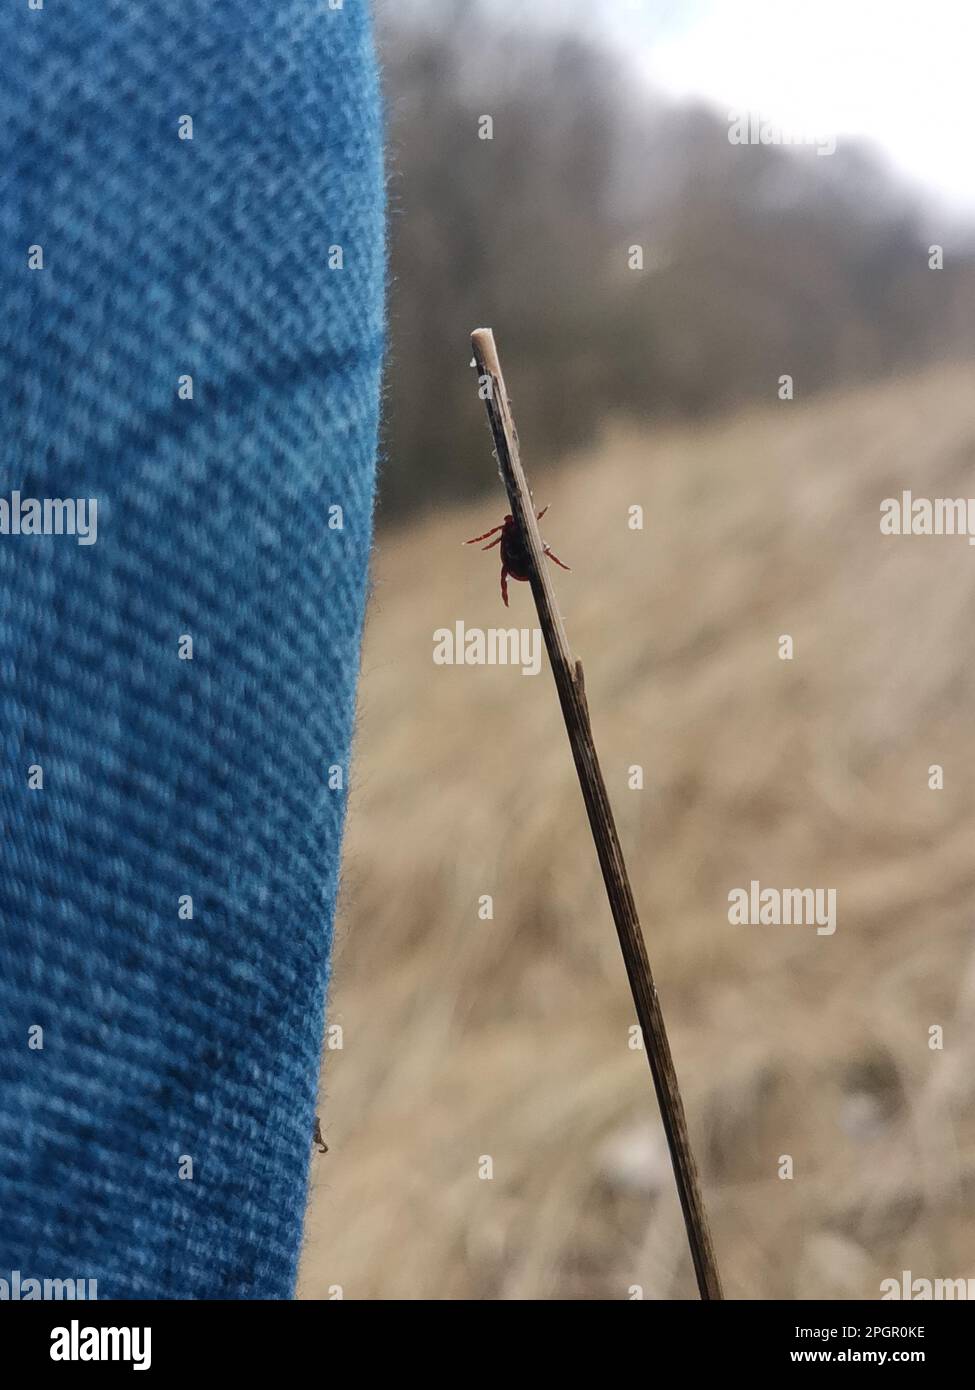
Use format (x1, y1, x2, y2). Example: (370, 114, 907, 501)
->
(377, 1, 975, 520)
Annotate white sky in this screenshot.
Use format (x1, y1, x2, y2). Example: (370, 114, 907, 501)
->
(477, 0, 975, 216)
(605, 0, 975, 214)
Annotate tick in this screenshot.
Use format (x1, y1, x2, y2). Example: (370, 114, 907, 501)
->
(313, 1116, 328, 1154)
(465, 504, 570, 606)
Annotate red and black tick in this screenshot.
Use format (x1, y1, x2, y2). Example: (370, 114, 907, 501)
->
(465, 504, 570, 607)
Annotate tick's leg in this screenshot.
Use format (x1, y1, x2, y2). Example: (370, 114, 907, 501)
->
(544, 546, 571, 570)
(500, 566, 509, 607)
(481, 534, 502, 551)
(535, 505, 549, 521)
(465, 523, 504, 545)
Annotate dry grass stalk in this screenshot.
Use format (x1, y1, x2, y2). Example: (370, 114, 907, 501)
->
(469, 327, 722, 1300)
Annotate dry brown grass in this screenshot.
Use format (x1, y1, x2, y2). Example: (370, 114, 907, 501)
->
(298, 362, 975, 1300)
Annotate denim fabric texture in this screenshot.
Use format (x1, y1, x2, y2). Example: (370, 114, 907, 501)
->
(0, 1, 385, 1297)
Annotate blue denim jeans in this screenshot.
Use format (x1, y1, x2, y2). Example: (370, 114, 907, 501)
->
(0, 1, 384, 1298)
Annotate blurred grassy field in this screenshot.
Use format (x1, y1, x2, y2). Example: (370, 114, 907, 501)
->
(298, 363, 975, 1300)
